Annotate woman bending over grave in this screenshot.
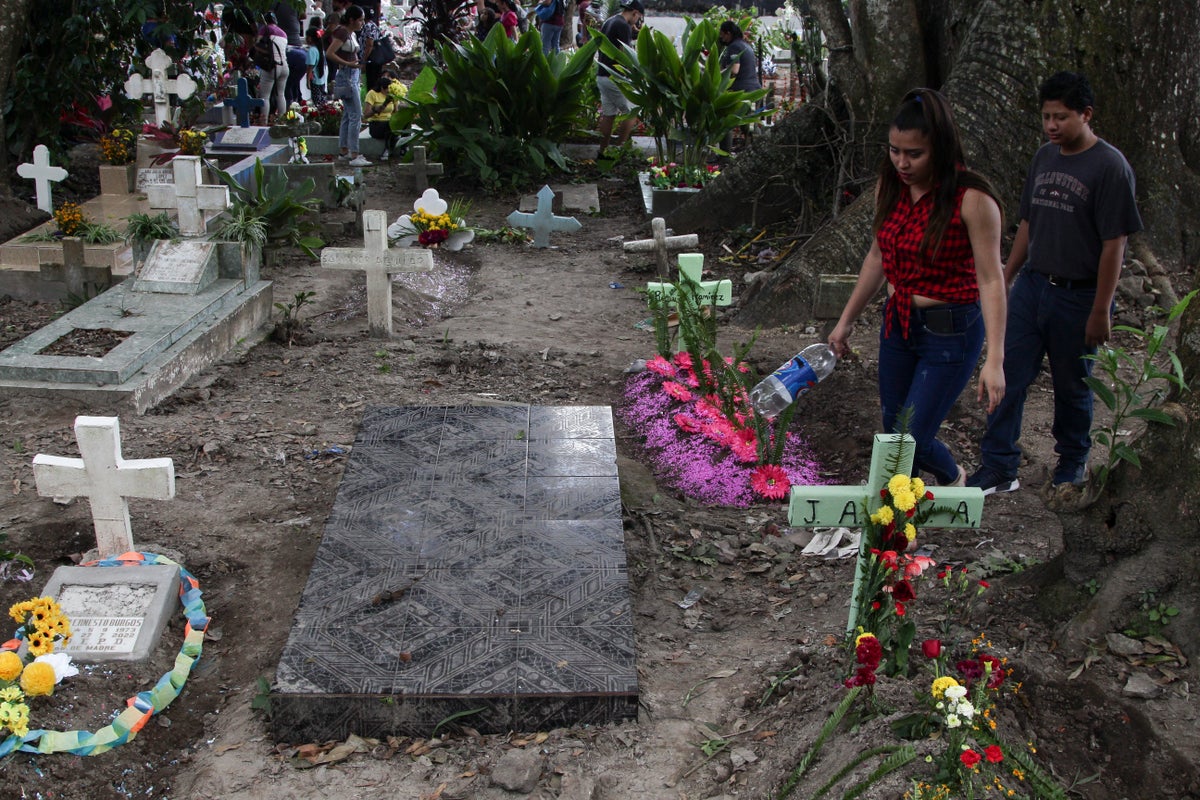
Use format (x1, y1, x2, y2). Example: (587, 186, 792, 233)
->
(257, 12, 291, 123)
(828, 88, 1006, 487)
(327, 4, 372, 167)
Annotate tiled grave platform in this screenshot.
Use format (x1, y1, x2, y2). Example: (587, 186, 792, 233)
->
(271, 405, 636, 741)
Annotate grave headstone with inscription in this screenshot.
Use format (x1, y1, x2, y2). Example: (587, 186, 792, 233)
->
(131, 240, 219, 294)
(40, 563, 180, 662)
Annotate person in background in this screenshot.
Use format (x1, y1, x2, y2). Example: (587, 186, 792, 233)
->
(326, 0, 352, 86)
(361, 5, 390, 94)
(257, 11, 290, 122)
(968, 72, 1143, 495)
(305, 25, 328, 105)
(364, 74, 404, 161)
(272, 1, 310, 105)
(595, 0, 644, 155)
(536, 0, 564, 54)
(718, 20, 761, 151)
(829, 88, 1007, 488)
(500, 0, 520, 39)
(326, 4, 371, 166)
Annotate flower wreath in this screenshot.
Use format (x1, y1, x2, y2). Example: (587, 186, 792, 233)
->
(0, 552, 208, 757)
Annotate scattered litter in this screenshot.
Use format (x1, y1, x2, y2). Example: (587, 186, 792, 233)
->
(800, 528, 858, 558)
(609, 281, 624, 289)
(676, 587, 704, 609)
(305, 446, 346, 460)
(624, 358, 647, 373)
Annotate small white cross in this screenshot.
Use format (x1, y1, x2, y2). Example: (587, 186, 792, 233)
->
(322, 209, 434, 338)
(506, 185, 581, 248)
(124, 48, 198, 127)
(146, 156, 230, 236)
(17, 145, 69, 214)
(33, 416, 176, 558)
(624, 217, 700, 279)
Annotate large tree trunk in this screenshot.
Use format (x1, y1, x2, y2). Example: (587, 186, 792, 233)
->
(685, 0, 1200, 327)
(0, 0, 33, 194)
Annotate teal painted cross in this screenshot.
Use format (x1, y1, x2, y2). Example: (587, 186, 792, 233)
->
(645, 253, 733, 308)
(506, 185, 581, 248)
(788, 433, 985, 634)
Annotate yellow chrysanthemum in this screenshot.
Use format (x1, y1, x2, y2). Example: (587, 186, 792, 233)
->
(871, 505, 894, 525)
(912, 477, 925, 497)
(931, 675, 959, 700)
(887, 474, 910, 496)
(19, 661, 56, 697)
(892, 490, 917, 512)
(0, 651, 21, 682)
(904, 523, 916, 542)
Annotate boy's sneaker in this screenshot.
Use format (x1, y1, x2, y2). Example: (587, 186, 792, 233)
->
(348, 155, 372, 167)
(1052, 461, 1088, 487)
(966, 466, 1019, 496)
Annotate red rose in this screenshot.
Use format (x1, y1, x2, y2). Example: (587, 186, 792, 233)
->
(984, 744, 1004, 763)
(892, 580, 916, 603)
(922, 639, 942, 659)
(960, 749, 982, 768)
(894, 601, 906, 616)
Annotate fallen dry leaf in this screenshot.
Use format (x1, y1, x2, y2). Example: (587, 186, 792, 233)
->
(214, 742, 243, 754)
(262, 370, 282, 377)
(753, 731, 778, 741)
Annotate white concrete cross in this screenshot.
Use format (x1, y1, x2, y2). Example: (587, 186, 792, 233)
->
(32, 416, 176, 558)
(17, 145, 69, 214)
(146, 156, 230, 236)
(124, 48, 198, 127)
(788, 433, 985, 634)
(395, 146, 444, 194)
(645, 253, 732, 309)
(322, 209, 434, 338)
(624, 217, 699, 278)
(506, 185, 581, 249)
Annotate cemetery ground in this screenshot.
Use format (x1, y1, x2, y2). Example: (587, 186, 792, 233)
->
(0, 165, 1197, 800)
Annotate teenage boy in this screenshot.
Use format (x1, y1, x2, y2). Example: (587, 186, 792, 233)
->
(968, 71, 1143, 495)
(595, 0, 644, 155)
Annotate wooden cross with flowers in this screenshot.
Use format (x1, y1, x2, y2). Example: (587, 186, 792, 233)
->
(787, 433, 985, 634)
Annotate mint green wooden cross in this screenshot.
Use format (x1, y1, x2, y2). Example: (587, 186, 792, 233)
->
(645, 253, 733, 308)
(788, 433, 985, 634)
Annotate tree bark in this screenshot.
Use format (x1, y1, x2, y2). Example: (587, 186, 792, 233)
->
(690, 0, 1200, 327)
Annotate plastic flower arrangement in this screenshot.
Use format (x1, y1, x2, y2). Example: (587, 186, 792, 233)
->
(53, 202, 87, 237)
(178, 128, 208, 156)
(646, 158, 721, 190)
(297, 99, 344, 136)
(388, 188, 475, 251)
(9, 597, 71, 658)
(620, 351, 824, 507)
(99, 127, 137, 165)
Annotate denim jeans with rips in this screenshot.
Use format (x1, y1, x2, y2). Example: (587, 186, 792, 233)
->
(878, 300, 984, 485)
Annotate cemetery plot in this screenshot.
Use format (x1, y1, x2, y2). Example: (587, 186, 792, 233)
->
(272, 405, 636, 741)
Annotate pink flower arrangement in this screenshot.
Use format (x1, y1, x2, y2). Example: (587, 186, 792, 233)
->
(620, 365, 824, 507)
(662, 381, 693, 403)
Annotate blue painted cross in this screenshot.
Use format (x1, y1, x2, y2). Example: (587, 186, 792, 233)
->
(506, 185, 581, 248)
(223, 78, 266, 128)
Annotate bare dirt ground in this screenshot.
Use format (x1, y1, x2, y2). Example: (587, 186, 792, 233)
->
(0, 162, 1197, 800)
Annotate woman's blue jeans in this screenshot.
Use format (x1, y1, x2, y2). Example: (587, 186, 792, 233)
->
(878, 301, 984, 484)
(334, 70, 362, 153)
(541, 23, 563, 53)
(979, 270, 1099, 477)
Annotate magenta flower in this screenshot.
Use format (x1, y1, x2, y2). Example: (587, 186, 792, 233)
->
(681, 370, 701, 388)
(662, 381, 693, 403)
(647, 355, 677, 377)
(751, 465, 791, 500)
(673, 413, 702, 433)
(673, 351, 693, 369)
(730, 429, 758, 462)
(702, 418, 735, 445)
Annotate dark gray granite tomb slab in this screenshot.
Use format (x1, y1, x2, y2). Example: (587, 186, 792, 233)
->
(271, 405, 637, 740)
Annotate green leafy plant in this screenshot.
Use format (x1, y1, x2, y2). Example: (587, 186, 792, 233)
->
(407, 0, 474, 64)
(213, 159, 324, 257)
(250, 676, 272, 715)
(273, 290, 316, 347)
(599, 20, 767, 172)
(1083, 290, 1195, 493)
(393, 26, 602, 187)
(77, 221, 123, 244)
(124, 212, 179, 243)
(214, 205, 269, 252)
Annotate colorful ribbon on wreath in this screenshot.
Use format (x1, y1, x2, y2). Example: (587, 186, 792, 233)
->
(0, 551, 208, 757)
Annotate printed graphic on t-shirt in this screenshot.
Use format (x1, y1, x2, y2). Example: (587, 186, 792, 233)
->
(1030, 170, 1091, 213)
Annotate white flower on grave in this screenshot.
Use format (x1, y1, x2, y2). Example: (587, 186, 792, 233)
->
(955, 700, 975, 719)
(945, 714, 961, 729)
(944, 684, 967, 701)
(388, 187, 475, 252)
(33, 652, 79, 684)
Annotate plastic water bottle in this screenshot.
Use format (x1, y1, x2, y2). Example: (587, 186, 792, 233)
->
(750, 343, 837, 418)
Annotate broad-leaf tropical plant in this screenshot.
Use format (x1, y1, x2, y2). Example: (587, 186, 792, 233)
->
(392, 25, 601, 187)
(599, 20, 766, 170)
(212, 158, 323, 258)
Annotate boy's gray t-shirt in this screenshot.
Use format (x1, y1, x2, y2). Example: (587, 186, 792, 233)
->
(1020, 139, 1143, 280)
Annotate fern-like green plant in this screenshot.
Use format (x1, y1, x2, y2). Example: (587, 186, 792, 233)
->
(777, 686, 861, 799)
